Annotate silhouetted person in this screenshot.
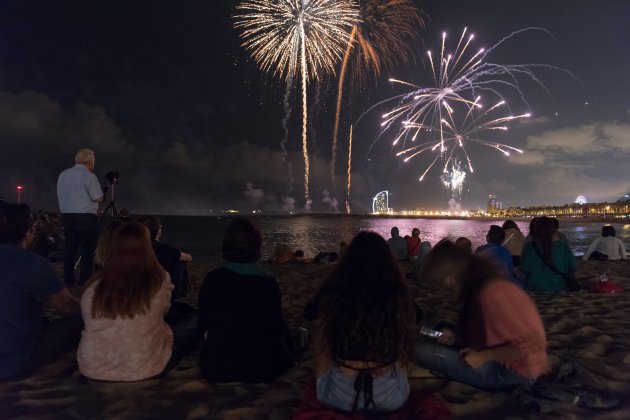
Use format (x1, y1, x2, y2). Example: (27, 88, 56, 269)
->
(141, 216, 192, 299)
(387, 227, 408, 261)
(198, 217, 292, 382)
(1, 204, 81, 380)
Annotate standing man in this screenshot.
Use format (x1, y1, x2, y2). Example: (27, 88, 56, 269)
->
(57, 148, 103, 286)
(0, 204, 81, 380)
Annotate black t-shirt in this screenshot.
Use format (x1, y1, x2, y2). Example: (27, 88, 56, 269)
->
(152, 241, 181, 276)
(198, 267, 291, 382)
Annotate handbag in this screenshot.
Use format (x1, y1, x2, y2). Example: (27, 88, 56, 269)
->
(532, 242, 581, 292)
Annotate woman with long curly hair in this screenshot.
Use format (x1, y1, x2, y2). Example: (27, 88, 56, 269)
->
(78, 222, 197, 381)
(308, 231, 416, 413)
(415, 239, 548, 389)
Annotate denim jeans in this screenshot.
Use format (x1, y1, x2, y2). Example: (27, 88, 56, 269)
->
(9, 315, 84, 380)
(317, 365, 409, 413)
(414, 340, 533, 389)
(61, 213, 98, 285)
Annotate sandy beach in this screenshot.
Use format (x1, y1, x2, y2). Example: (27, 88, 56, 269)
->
(1, 257, 629, 419)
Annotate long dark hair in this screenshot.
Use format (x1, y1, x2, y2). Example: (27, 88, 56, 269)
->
(419, 240, 501, 342)
(534, 216, 555, 262)
(315, 231, 415, 366)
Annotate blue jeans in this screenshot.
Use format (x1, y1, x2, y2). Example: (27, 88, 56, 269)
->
(414, 340, 533, 389)
(317, 365, 409, 413)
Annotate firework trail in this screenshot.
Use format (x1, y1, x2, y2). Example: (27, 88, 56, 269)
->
(380, 27, 573, 189)
(345, 124, 353, 214)
(234, 0, 358, 208)
(280, 76, 294, 197)
(331, 0, 425, 185)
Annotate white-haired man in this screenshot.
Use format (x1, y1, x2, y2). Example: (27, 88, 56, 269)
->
(57, 148, 103, 286)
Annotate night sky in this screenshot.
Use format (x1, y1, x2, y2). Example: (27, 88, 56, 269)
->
(1, 0, 629, 214)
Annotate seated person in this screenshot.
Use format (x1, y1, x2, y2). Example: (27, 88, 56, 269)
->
(198, 217, 292, 383)
(78, 222, 198, 381)
(521, 217, 577, 293)
(455, 237, 472, 253)
(418, 241, 432, 261)
(140, 216, 192, 299)
(501, 220, 525, 266)
(0, 204, 81, 380)
(387, 227, 408, 261)
(406, 228, 421, 261)
(475, 225, 520, 287)
(305, 231, 416, 413)
(583, 225, 627, 261)
(415, 240, 549, 389)
(551, 218, 570, 246)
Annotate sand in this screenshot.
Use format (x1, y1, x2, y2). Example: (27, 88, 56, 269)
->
(1, 258, 629, 419)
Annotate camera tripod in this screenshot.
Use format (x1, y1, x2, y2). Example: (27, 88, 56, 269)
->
(101, 180, 119, 221)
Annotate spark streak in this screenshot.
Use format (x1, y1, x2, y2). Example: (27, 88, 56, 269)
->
(331, 0, 425, 185)
(381, 27, 573, 195)
(234, 0, 358, 208)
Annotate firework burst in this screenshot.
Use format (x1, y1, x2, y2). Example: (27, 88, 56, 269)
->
(396, 97, 529, 183)
(332, 0, 425, 186)
(234, 0, 358, 208)
(380, 27, 572, 194)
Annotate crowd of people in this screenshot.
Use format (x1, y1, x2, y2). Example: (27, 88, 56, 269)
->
(1, 147, 627, 416)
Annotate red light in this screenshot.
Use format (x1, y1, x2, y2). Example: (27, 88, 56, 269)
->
(16, 185, 23, 191)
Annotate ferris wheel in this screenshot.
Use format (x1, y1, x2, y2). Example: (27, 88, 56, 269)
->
(575, 195, 587, 205)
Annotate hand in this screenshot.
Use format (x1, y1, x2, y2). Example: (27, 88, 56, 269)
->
(437, 328, 455, 346)
(459, 348, 486, 369)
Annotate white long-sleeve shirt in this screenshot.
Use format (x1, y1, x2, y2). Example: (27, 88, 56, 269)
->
(583, 236, 627, 260)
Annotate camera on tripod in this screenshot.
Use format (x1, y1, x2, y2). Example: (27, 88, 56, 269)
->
(105, 171, 120, 185)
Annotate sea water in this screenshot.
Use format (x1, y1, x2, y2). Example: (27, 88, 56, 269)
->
(158, 215, 630, 259)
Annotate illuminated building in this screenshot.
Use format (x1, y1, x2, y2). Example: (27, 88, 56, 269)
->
(372, 191, 391, 214)
(487, 194, 502, 214)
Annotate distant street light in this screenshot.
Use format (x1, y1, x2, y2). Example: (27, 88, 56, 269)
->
(16, 185, 23, 203)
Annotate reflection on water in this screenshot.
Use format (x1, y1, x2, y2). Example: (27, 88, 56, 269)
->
(159, 215, 630, 259)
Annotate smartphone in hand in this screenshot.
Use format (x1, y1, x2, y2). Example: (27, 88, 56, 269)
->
(419, 326, 444, 338)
